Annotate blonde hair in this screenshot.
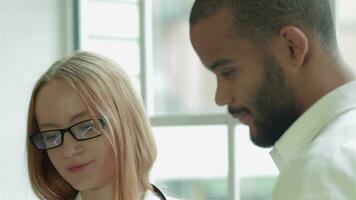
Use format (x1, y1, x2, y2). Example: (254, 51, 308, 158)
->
(27, 51, 157, 200)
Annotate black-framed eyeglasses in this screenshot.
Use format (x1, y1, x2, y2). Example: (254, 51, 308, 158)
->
(29, 118, 106, 150)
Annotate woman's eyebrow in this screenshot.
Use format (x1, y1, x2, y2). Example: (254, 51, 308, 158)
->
(39, 122, 58, 130)
(38, 110, 89, 130)
(69, 110, 89, 124)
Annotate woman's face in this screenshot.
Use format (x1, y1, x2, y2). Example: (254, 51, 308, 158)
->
(35, 79, 115, 191)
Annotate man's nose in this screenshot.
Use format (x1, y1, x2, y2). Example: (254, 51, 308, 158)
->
(215, 82, 234, 106)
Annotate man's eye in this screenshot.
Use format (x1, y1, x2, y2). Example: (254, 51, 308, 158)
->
(220, 69, 234, 77)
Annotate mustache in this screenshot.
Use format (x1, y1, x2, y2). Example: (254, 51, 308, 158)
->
(228, 106, 250, 115)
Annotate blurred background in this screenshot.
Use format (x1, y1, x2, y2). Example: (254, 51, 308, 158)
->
(0, 0, 355, 199)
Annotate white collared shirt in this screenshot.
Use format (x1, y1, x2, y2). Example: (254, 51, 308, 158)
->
(270, 80, 356, 199)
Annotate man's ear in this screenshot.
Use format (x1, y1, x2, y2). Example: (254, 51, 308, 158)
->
(279, 26, 309, 66)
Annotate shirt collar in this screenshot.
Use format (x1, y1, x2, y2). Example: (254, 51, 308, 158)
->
(271, 80, 356, 171)
(74, 193, 81, 200)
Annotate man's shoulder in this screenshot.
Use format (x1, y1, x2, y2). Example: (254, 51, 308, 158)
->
(319, 107, 356, 139)
(273, 149, 356, 199)
(299, 126, 356, 174)
(307, 107, 356, 158)
(272, 108, 356, 199)
(272, 127, 356, 199)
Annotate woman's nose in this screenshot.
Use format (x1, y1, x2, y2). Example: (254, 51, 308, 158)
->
(61, 132, 83, 158)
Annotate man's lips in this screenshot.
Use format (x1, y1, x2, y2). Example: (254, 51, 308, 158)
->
(233, 111, 253, 125)
(228, 107, 254, 125)
(66, 160, 94, 172)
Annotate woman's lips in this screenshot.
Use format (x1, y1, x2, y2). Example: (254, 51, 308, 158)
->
(67, 160, 94, 173)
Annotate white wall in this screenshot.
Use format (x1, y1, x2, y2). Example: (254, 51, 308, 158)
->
(0, 0, 73, 199)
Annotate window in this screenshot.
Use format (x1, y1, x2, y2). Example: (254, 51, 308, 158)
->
(78, 0, 142, 93)
(235, 125, 278, 200)
(335, 0, 356, 69)
(151, 0, 221, 115)
(76, 0, 354, 199)
(151, 125, 228, 199)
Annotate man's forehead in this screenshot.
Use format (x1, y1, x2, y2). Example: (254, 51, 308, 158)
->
(190, 8, 238, 50)
(191, 8, 234, 33)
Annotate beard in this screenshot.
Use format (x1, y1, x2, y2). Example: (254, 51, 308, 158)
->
(248, 56, 301, 148)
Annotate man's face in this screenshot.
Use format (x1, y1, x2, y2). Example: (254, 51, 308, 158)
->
(190, 9, 301, 147)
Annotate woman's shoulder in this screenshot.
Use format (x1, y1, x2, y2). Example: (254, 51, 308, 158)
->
(144, 190, 181, 200)
(76, 191, 181, 200)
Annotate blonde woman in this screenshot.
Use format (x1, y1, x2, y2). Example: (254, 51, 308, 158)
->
(27, 51, 171, 200)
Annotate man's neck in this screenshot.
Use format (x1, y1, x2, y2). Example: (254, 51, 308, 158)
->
(297, 54, 356, 112)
